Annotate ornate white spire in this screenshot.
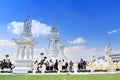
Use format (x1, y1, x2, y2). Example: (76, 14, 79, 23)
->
(22, 15, 32, 38)
(51, 26, 57, 33)
(50, 18, 58, 33)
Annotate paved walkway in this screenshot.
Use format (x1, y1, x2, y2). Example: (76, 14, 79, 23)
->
(0, 71, 120, 75)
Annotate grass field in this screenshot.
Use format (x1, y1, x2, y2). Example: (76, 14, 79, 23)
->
(0, 74, 120, 80)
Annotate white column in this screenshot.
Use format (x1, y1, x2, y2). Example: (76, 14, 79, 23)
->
(31, 47, 33, 60)
(21, 46, 25, 59)
(21, 46, 23, 59)
(55, 40, 57, 49)
(48, 40, 50, 49)
(53, 39, 55, 49)
(61, 47, 64, 56)
(26, 46, 29, 59)
(17, 45, 20, 59)
(19, 46, 22, 59)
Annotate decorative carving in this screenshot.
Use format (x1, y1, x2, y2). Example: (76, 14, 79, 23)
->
(22, 15, 32, 38)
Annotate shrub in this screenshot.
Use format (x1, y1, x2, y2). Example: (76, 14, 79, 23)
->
(77, 70, 91, 72)
(1, 70, 12, 73)
(45, 70, 57, 73)
(28, 71, 33, 73)
(116, 68, 120, 71)
(36, 71, 41, 73)
(94, 70, 108, 72)
(60, 70, 69, 73)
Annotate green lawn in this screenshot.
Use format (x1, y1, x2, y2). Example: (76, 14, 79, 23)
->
(0, 74, 120, 80)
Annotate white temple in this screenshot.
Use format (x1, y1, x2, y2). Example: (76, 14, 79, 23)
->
(45, 26, 67, 61)
(47, 27, 61, 57)
(13, 16, 36, 73)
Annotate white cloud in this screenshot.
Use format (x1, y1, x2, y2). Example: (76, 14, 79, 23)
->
(31, 20, 51, 37)
(69, 37, 85, 44)
(0, 44, 98, 62)
(1, 40, 119, 62)
(0, 40, 16, 46)
(7, 21, 23, 34)
(0, 45, 43, 62)
(34, 46, 99, 61)
(0, 40, 16, 62)
(0, 46, 16, 63)
(107, 29, 118, 34)
(64, 45, 99, 61)
(7, 20, 51, 37)
(112, 50, 120, 54)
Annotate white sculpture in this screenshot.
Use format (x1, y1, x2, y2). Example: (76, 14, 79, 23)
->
(33, 62, 38, 74)
(104, 44, 113, 65)
(42, 63, 46, 74)
(46, 26, 67, 61)
(13, 16, 35, 74)
(104, 44, 112, 57)
(14, 16, 35, 60)
(40, 19, 67, 61)
(58, 63, 62, 73)
(58, 43, 67, 60)
(22, 15, 32, 38)
(47, 26, 61, 57)
(73, 62, 78, 73)
(87, 44, 114, 71)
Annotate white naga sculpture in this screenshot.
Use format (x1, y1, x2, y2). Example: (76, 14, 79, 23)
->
(104, 44, 112, 57)
(104, 44, 113, 65)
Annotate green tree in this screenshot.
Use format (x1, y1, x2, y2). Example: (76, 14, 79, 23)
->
(5, 54, 9, 60)
(40, 53, 44, 60)
(44, 56, 47, 60)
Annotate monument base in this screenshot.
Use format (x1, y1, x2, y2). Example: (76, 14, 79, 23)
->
(13, 60, 34, 74)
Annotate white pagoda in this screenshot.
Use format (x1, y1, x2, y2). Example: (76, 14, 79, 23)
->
(46, 26, 67, 61)
(13, 16, 36, 74)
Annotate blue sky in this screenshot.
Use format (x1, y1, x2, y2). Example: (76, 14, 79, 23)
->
(0, 0, 120, 61)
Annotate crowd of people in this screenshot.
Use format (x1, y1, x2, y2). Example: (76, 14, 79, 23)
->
(34, 58, 87, 71)
(0, 59, 12, 70)
(0, 56, 87, 72)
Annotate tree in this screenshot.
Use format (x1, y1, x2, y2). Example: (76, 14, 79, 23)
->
(40, 53, 44, 60)
(44, 56, 47, 60)
(40, 53, 44, 56)
(5, 54, 9, 60)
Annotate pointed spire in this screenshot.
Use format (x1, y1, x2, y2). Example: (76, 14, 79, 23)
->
(52, 17, 56, 27)
(51, 17, 57, 33)
(106, 43, 110, 49)
(22, 15, 32, 38)
(26, 14, 30, 21)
